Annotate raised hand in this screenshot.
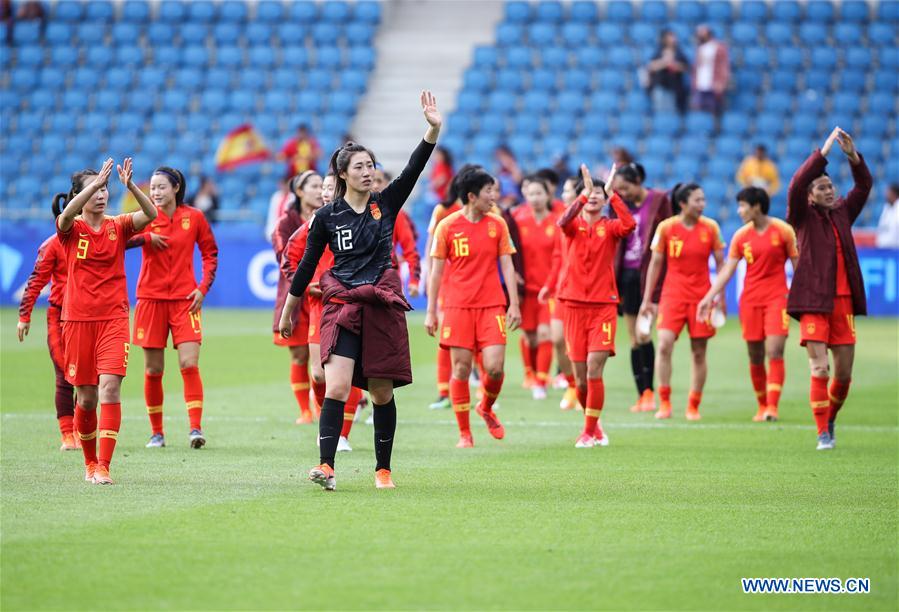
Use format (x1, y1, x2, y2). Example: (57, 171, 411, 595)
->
(421, 90, 442, 128)
(579, 163, 594, 197)
(93, 158, 114, 189)
(835, 128, 860, 162)
(117, 157, 133, 186)
(821, 127, 840, 156)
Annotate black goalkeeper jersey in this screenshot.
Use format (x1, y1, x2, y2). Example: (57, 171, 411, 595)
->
(289, 139, 435, 295)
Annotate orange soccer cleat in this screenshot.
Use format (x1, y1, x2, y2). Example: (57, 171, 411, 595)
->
(456, 433, 474, 448)
(375, 469, 395, 489)
(763, 406, 779, 422)
(295, 411, 314, 425)
(521, 372, 537, 390)
(752, 407, 767, 422)
(308, 464, 336, 491)
(84, 462, 97, 482)
(639, 389, 656, 412)
(60, 432, 77, 451)
(91, 465, 114, 485)
(685, 407, 702, 421)
(476, 401, 505, 440)
(655, 402, 672, 420)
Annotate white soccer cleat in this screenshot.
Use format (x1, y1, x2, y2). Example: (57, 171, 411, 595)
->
(364, 413, 374, 425)
(532, 386, 547, 400)
(816, 433, 835, 451)
(575, 433, 595, 448)
(595, 434, 610, 447)
(336, 436, 352, 452)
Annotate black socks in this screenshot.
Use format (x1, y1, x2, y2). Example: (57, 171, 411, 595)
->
(640, 341, 655, 391)
(318, 397, 343, 468)
(373, 396, 397, 472)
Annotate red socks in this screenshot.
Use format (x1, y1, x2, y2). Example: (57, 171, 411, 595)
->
(290, 362, 312, 418)
(583, 378, 604, 435)
(482, 374, 504, 412)
(659, 385, 672, 404)
(181, 366, 203, 430)
(749, 363, 767, 408)
(829, 378, 851, 423)
(520, 337, 535, 382)
(75, 404, 97, 466)
(565, 374, 575, 389)
(576, 385, 588, 411)
(535, 341, 553, 386)
(341, 387, 362, 438)
(145, 371, 164, 435)
(767, 358, 785, 411)
(436, 346, 451, 398)
(312, 379, 326, 412)
(97, 402, 121, 469)
(58, 414, 74, 435)
(687, 390, 703, 411)
(450, 376, 471, 435)
(810, 375, 830, 435)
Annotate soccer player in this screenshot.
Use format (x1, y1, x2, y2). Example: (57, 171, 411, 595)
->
(272, 171, 322, 425)
(134, 167, 218, 449)
(513, 176, 560, 400)
(612, 163, 673, 413)
(281, 172, 364, 453)
(279, 91, 441, 490)
(422, 171, 465, 410)
(426, 168, 521, 448)
(542, 164, 635, 447)
(639, 183, 725, 421)
(56, 158, 158, 484)
(785, 127, 871, 450)
(697, 187, 798, 422)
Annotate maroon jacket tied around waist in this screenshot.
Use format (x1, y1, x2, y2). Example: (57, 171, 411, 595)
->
(786, 150, 872, 319)
(318, 267, 413, 390)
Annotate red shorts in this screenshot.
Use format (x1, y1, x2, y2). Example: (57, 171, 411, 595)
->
(134, 299, 203, 348)
(47, 304, 66, 371)
(274, 299, 310, 347)
(520, 293, 551, 331)
(548, 297, 566, 322)
(62, 318, 130, 386)
(740, 298, 789, 341)
(657, 300, 715, 339)
(440, 306, 507, 352)
(562, 302, 617, 361)
(799, 296, 856, 346)
(307, 296, 323, 344)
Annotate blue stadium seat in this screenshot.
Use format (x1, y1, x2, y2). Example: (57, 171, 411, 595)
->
(529, 23, 557, 46)
(512, 113, 541, 136)
(93, 90, 119, 112)
(706, 0, 732, 21)
(135, 67, 163, 90)
(479, 113, 506, 136)
(524, 91, 552, 113)
(770, 69, 798, 92)
(159, 1, 187, 21)
(262, 90, 291, 114)
(488, 91, 517, 113)
(188, 1, 216, 22)
(179, 23, 208, 45)
(53, 46, 82, 67)
(111, 23, 140, 45)
(220, 1, 248, 22)
(10, 68, 37, 91)
(456, 91, 482, 113)
(212, 23, 239, 44)
(640, 0, 668, 22)
(652, 114, 682, 136)
(878, 47, 899, 70)
(269, 68, 293, 90)
(874, 70, 899, 92)
(721, 112, 750, 136)
(162, 90, 189, 112)
(541, 46, 569, 70)
(803, 69, 832, 92)
(16, 45, 43, 67)
(120, 45, 145, 67)
(328, 91, 356, 115)
(839, 0, 869, 21)
(765, 23, 793, 46)
(537, 1, 564, 22)
(508, 135, 535, 159)
(686, 113, 715, 135)
(346, 22, 375, 45)
(856, 137, 882, 160)
(645, 135, 675, 158)
(596, 69, 623, 92)
(348, 46, 375, 70)
(228, 91, 256, 114)
(838, 71, 866, 92)
(249, 46, 276, 68)
(832, 92, 862, 115)
(297, 91, 323, 114)
(576, 46, 602, 68)
(245, 22, 271, 45)
(605, 1, 633, 22)
(810, 47, 837, 70)
(806, 1, 835, 22)
(878, 1, 899, 20)
(305, 69, 332, 90)
(731, 24, 759, 47)
(472, 134, 500, 156)
(497, 69, 524, 92)
(618, 113, 645, 135)
(281, 46, 310, 69)
(675, 0, 705, 22)
(679, 137, 709, 159)
(562, 68, 591, 93)
(628, 22, 655, 43)
(624, 90, 650, 113)
(473, 46, 499, 68)
(505, 46, 533, 69)
(216, 46, 243, 68)
(15, 176, 43, 200)
(61, 89, 90, 114)
(200, 90, 229, 114)
(16, 111, 43, 135)
(595, 23, 624, 45)
(45, 23, 73, 45)
(776, 47, 803, 70)
(142, 135, 169, 159)
(542, 135, 570, 158)
(834, 24, 862, 45)
(54, 0, 84, 20)
(784, 137, 813, 159)
(556, 91, 585, 114)
(561, 23, 589, 47)
(755, 113, 785, 135)
(738, 0, 768, 22)
(50, 111, 76, 133)
(77, 23, 106, 44)
(798, 23, 827, 46)
(340, 69, 368, 94)
(504, 1, 531, 23)
(463, 69, 491, 92)
(790, 114, 819, 136)
(105, 67, 132, 90)
(764, 93, 793, 114)
(497, 23, 523, 47)
(570, 1, 598, 22)
(123, 1, 150, 20)
(84, 113, 111, 134)
(149, 113, 181, 135)
(448, 114, 475, 136)
(355, 0, 381, 23)
(589, 91, 619, 113)
(312, 22, 338, 45)
(869, 23, 895, 46)
(146, 23, 170, 45)
(743, 47, 769, 70)
(771, 1, 801, 22)
(12, 21, 40, 44)
(672, 157, 700, 179)
(86, 1, 114, 20)
(257, 1, 284, 22)
(322, 1, 350, 22)
(706, 157, 735, 180)
(867, 93, 895, 116)
(183, 45, 210, 68)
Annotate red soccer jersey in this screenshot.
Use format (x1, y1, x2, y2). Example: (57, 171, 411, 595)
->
(135, 205, 218, 300)
(57, 214, 138, 321)
(282, 221, 335, 285)
(18, 234, 67, 322)
(431, 211, 517, 308)
(392, 210, 421, 288)
(513, 206, 560, 294)
(728, 219, 798, 305)
(556, 194, 636, 305)
(651, 215, 725, 303)
(427, 202, 463, 235)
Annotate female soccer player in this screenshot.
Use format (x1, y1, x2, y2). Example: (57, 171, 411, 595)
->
(513, 177, 560, 400)
(426, 168, 521, 448)
(543, 164, 635, 447)
(697, 187, 798, 422)
(612, 163, 673, 413)
(785, 127, 871, 450)
(135, 167, 218, 449)
(279, 91, 441, 490)
(56, 158, 158, 484)
(272, 171, 322, 425)
(639, 183, 725, 421)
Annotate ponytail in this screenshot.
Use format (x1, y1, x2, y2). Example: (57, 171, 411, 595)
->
(53, 168, 100, 217)
(671, 182, 701, 209)
(51, 193, 67, 218)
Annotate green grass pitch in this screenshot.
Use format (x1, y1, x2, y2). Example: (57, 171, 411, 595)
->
(1, 308, 896, 610)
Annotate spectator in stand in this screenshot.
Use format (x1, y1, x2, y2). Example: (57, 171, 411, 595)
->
(597, 147, 634, 179)
(429, 146, 454, 203)
(495, 145, 524, 209)
(264, 178, 290, 242)
(691, 25, 730, 116)
(876, 183, 899, 248)
(277, 124, 322, 178)
(187, 176, 220, 223)
(646, 29, 690, 115)
(736, 145, 782, 196)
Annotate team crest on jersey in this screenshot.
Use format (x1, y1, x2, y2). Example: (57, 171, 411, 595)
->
(807, 323, 816, 334)
(487, 222, 497, 238)
(137, 328, 145, 340)
(107, 227, 117, 241)
(181, 216, 190, 230)
(442, 326, 451, 339)
(68, 363, 76, 378)
(699, 230, 709, 243)
(596, 225, 606, 237)
(771, 233, 780, 246)
(545, 226, 554, 237)
(369, 202, 382, 220)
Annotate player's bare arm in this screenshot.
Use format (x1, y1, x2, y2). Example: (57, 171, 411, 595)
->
(57, 158, 114, 232)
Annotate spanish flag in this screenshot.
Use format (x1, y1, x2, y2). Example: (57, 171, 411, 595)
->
(215, 124, 271, 171)
(119, 181, 150, 213)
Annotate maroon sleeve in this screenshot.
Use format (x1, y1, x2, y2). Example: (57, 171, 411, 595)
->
(18, 239, 54, 323)
(787, 150, 827, 228)
(844, 154, 873, 225)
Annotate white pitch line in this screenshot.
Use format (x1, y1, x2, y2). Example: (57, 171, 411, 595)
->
(1, 412, 896, 433)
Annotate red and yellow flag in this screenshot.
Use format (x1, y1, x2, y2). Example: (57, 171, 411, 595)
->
(215, 124, 271, 171)
(119, 181, 150, 213)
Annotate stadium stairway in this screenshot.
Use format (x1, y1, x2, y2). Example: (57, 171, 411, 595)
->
(353, 0, 504, 178)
